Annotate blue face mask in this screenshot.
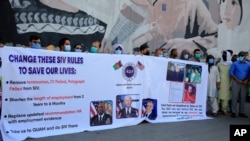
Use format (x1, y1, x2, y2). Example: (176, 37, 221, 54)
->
(115, 50, 122, 54)
(90, 46, 98, 53)
(163, 52, 168, 57)
(75, 49, 82, 52)
(158, 54, 164, 57)
(65, 45, 71, 52)
(208, 59, 214, 64)
(195, 53, 201, 59)
(184, 54, 189, 60)
(32, 43, 41, 49)
(238, 56, 244, 62)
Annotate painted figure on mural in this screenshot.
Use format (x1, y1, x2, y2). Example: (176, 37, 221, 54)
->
(208, 0, 250, 58)
(26, 0, 218, 55)
(129, 0, 218, 55)
(6, 0, 250, 56)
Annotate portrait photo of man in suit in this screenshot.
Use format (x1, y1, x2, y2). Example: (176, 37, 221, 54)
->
(142, 99, 157, 120)
(90, 102, 112, 126)
(117, 95, 139, 118)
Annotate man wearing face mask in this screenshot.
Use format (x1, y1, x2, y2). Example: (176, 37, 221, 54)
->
(90, 41, 101, 53)
(229, 51, 250, 118)
(190, 49, 201, 62)
(58, 38, 71, 52)
(206, 55, 220, 117)
(154, 48, 163, 57)
(29, 35, 42, 49)
(161, 48, 168, 58)
(139, 43, 150, 56)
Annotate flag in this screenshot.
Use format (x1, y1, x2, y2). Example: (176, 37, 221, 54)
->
(113, 60, 123, 70)
(142, 100, 147, 116)
(116, 95, 124, 116)
(90, 101, 99, 118)
(136, 61, 145, 70)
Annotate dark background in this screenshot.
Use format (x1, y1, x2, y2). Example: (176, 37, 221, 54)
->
(0, 0, 105, 51)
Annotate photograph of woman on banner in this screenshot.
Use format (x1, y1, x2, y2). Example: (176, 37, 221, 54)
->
(184, 65, 202, 84)
(166, 62, 185, 82)
(207, 0, 250, 58)
(183, 83, 196, 104)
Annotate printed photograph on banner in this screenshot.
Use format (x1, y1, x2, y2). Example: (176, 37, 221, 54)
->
(169, 82, 184, 103)
(116, 94, 140, 119)
(184, 64, 202, 84)
(141, 98, 157, 120)
(183, 83, 196, 104)
(90, 100, 113, 126)
(166, 61, 185, 82)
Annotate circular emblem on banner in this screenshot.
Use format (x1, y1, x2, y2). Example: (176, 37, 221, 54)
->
(122, 62, 137, 81)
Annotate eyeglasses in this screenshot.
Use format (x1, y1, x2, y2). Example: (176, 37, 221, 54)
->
(75, 47, 82, 49)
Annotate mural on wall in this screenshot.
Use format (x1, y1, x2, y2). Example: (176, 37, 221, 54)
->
(9, 0, 105, 34)
(2, 0, 107, 50)
(208, 0, 250, 58)
(1, 0, 250, 56)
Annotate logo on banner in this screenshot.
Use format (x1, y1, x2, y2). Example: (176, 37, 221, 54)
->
(113, 61, 145, 82)
(122, 62, 137, 81)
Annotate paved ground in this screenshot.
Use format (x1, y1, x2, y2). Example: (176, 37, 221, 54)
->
(27, 103, 250, 141)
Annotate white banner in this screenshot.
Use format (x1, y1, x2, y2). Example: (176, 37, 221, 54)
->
(0, 47, 208, 140)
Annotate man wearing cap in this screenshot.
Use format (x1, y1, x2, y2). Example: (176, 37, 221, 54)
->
(229, 51, 250, 118)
